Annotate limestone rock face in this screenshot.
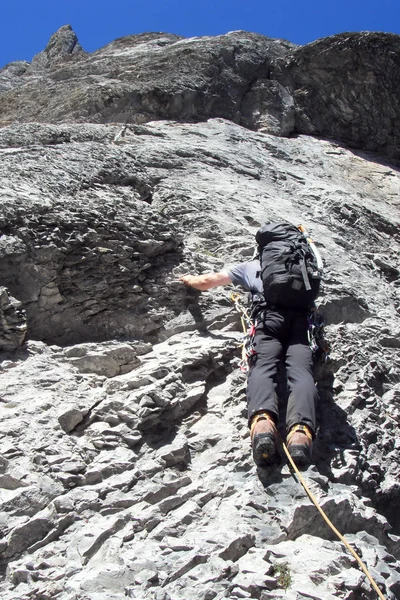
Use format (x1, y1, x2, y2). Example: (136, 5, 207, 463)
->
(0, 25, 399, 600)
(0, 61, 30, 95)
(275, 31, 400, 159)
(0, 30, 294, 132)
(30, 24, 86, 71)
(0, 287, 27, 351)
(0, 122, 184, 345)
(1, 26, 400, 159)
(0, 117, 399, 600)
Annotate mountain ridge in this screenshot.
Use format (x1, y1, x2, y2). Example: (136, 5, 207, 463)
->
(1, 25, 400, 159)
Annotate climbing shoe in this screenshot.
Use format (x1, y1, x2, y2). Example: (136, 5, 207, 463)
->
(286, 424, 313, 467)
(250, 412, 278, 467)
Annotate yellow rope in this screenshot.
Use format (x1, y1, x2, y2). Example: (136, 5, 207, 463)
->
(282, 442, 386, 600)
(231, 293, 252, 371)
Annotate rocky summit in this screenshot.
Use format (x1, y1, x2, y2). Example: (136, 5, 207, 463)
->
(0, 25, 399, 600)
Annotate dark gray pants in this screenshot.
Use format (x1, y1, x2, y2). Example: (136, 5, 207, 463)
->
(247, 307, 318, 435)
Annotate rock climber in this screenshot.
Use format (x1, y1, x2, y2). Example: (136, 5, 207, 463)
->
(180, 257, 318, 468)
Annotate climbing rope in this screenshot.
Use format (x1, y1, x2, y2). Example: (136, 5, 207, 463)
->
(230, 293, 256, 372)
(230, 293, 386, 600)
(282, 444, 386, 600)
(230, 292, 253, 331)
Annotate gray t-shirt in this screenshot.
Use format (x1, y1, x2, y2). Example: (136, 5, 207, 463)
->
(228, 260, 263, 294)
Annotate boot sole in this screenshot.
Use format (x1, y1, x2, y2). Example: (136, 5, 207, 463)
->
(252, 433, 277, 467)
(288, 444, 312, 467)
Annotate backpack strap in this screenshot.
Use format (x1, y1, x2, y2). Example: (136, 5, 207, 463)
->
(289, 243, 312, 291)
(300, 254, 312, 291)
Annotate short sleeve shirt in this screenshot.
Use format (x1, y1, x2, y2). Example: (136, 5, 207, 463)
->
(228, 260, 263, 294)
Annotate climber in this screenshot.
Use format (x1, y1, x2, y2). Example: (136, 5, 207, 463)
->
(180, 222, 320, 468)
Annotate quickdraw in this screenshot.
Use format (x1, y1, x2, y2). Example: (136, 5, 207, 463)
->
(307, 306, 330, 362)
(230, 293, 257, 372)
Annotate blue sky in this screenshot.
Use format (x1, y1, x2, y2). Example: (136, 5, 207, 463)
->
(1, 0, 399, 68)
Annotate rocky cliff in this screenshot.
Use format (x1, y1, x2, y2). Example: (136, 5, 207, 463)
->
(0, 25, 399, 600)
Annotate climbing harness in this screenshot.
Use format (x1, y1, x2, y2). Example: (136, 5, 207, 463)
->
(230, 293, 330, 369)
(282, 440, 386, 600)
(230, 293, 257, 372)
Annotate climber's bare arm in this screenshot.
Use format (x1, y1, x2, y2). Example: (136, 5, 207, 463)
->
(180, 271, 232, 291)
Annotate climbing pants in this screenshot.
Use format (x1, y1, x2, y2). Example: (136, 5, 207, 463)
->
(247, 307, 318, 435)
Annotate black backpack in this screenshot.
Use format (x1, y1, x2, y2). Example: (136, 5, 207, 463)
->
(256, 222, 322, 310)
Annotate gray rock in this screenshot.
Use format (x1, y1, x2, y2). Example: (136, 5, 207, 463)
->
(241, 79, 295, 136)
(0, 28, 293, 132)
(30, 24, 86, 72)
(2, 27, 400, 159)
(219, 534, 256, 562)
(64, 340, 151, 377)
(0, 287, 27, 350)
(275, 31, 400, 159)
(157, 435, 191, 468)
(0, 61, 29, 95)
(58, 407, 85, 433)
(0, 37, 398, 599)
(3, 507, 55, 557)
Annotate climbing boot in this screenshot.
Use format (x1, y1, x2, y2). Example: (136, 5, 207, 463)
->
(286, 424, 313, 466)
(250, 412, 278, 467)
